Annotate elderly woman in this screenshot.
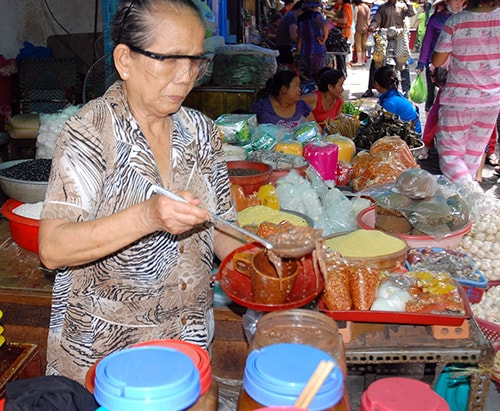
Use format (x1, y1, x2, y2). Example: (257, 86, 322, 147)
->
(38, 0, 243, 384)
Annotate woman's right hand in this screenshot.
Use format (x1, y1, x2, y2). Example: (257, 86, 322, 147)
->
(147, 191, 211, 235)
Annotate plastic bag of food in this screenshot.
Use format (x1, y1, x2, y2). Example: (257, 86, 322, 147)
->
(350, 136, 418, 192)
(293, 121, 321, 143)
(396, 168, 438, 200)
(249, 123, 289, 151)
(212, 44, 279, 88)
(370, 176, 470, 238)
(315, 242, 352, 310)
(215, 113, 257, 144)
(347, 263, 379, 311)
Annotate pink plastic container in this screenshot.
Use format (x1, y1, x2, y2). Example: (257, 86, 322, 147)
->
(303, 141, 338, 183)
(360, 377, 450, 411)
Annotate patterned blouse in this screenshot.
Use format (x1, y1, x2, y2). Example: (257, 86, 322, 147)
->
(41, 81, 236, 384)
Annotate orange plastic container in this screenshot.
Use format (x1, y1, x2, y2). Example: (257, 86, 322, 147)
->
(227, 161, 272, 196)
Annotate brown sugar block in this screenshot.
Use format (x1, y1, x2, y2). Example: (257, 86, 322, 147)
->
(375, 213, 412, 234)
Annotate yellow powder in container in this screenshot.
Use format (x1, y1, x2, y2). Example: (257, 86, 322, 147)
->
(325, 229, 407, 257)
(238, 205, 308, 227)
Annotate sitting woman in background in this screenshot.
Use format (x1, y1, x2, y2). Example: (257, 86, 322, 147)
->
(302, 69, 345, 128)
(252, 70, 315, 128)
(374, 65, 422, 134)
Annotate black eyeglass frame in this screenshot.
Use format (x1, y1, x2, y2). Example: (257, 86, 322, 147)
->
(127, 44, 211, 80)
(127, 44, 211, 65)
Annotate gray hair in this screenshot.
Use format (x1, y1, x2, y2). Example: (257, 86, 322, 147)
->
(111, 0, 203, 48)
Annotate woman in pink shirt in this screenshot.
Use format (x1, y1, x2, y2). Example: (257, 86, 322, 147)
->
(432, 0, 500, 185)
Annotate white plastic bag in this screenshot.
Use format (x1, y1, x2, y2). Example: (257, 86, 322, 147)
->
(36, 105, 80, 159)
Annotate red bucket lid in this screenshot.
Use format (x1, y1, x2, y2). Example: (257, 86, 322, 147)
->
(133, 339, 212, 395)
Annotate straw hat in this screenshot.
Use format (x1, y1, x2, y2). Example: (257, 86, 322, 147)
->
(432, 0, 446, 8)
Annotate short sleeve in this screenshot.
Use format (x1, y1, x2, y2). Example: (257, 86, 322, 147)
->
(434, 19, 453, 54)
(297, 100, 312, 118)
(252, 98, 266, 118)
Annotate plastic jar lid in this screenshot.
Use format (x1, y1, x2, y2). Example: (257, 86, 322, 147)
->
(243, 343, 343, 411)
(360, 377, 450, 411)
(133, 339, 212, 395)
(94, 346, 200, 411)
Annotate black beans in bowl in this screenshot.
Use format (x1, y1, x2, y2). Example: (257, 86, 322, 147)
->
(0, 159, 50, 203)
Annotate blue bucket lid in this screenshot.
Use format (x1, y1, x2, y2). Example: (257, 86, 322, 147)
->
(94, 346, 200, 411)
(243, 343, 344, 411)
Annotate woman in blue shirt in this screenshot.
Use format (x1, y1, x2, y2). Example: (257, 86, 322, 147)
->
(374, 65, 422, 134)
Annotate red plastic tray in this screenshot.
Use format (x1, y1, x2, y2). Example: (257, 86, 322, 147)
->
(217, 243, 324, 312)
(318, 283, 472, 326)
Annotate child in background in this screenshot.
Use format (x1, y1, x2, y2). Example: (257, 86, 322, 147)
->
(374, 65, 422, 134)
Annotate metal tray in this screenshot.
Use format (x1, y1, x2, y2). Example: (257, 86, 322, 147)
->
(318, 282, 472, 326)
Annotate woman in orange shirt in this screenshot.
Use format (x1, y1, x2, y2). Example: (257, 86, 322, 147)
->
(325, 0, 353, 76)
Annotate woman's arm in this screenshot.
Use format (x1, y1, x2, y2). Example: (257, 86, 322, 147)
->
(214, 229, 246, 262)
(432, 50, 450, 68)
(301, 92, 319, 110)
(39, 192, 210, 269)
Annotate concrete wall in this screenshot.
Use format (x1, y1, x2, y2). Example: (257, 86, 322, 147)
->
(0, 0, 102, 59)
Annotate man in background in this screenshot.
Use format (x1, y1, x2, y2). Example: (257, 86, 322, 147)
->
(362, 0, 416, 97)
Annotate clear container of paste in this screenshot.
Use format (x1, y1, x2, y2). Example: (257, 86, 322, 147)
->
(248, 309, 350, 411)
(237, 343, 344, 411)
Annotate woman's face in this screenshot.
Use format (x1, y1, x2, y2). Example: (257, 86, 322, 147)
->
(124, 7, 205, 118)
(329, 77, 345, 99)
(282, 76, 302, 102)
(448, 0, 463, 12)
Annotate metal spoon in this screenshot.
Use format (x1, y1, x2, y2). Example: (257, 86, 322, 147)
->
(152, 185, 316, 258)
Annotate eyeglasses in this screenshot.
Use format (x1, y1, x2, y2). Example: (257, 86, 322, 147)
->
(127, 44, 211, 81)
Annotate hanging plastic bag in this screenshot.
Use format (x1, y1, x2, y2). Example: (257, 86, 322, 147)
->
(409, 73, 427, 104)
(395, 29, 411, 66)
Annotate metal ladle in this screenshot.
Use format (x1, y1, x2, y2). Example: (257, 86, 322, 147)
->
(152, 185, 316, 259)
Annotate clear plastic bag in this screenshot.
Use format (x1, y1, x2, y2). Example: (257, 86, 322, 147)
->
(215, 114, 257, 145)
(212, 44, 279, 88)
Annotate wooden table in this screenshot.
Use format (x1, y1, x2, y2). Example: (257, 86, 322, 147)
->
(0, 218, 51, 372)
(0, 342, 42, 397)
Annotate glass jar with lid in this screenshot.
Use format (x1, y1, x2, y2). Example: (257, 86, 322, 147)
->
(248, 309, 349, 411)
(237, 343, 345, 411)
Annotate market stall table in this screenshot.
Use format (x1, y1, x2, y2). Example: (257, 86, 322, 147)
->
(0, 218, 494, 410)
